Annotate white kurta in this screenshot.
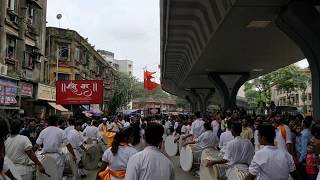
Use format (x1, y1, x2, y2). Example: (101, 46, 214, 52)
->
(211, 120, 220, 135)
(248, 146, 296, 180)
(196, 130, 219, 150)
(83, 125, 99, 140)
(223, 136, 254, 166)
(125, 146, 175, 180)
(102, 146, 137, 180)
(5, 135, 34, 178)
(36, 126, 68, 179)
(190, 119, 205, 138)
(275, 125, 292, 151)
(219, 130, 234, 153)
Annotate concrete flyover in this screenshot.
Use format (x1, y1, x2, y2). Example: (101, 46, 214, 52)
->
(160, 0, 320, 120)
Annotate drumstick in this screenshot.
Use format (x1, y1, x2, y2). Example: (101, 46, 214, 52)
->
(42, 171, 51, 178)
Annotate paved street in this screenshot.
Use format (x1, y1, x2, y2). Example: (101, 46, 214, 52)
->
(84, 156, 198, 180)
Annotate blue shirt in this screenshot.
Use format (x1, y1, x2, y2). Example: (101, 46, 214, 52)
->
(298, 128, 312, 162)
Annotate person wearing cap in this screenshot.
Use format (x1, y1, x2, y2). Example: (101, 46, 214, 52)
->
(99, 118, 116, 148)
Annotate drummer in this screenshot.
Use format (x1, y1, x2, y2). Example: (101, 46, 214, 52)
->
(244, 124, 298, 180)
(67, 120, 88, 180)
(205, 122, 254, 179)
(83, 120, 100, 143)
(97, 127, 137, 180)
(33, 115, 77, 179)
(183, 112, 205, 141)
(108, 117, 123, 133)
(219, 120, 234, 153)
(5, 118, 47, 180)
(183, 122, 219, 150)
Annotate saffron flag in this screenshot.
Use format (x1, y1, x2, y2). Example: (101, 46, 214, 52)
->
(144, 70, 159, 91)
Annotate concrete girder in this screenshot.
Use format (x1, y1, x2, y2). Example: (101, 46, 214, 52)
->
(276, 1, 320, 120)
(191, 88, 215, 113)
(208, 73, 249, 110)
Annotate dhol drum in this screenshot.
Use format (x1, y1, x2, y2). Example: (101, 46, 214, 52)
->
(4, 157, 22, 180)
(82, 144, 101, 170)
(200, 149, 227, 180)
(180, 144, 202, 172)
(179, 135, 192, 153)
(226, 164, 249, 180)
(164, 135, 178, 157)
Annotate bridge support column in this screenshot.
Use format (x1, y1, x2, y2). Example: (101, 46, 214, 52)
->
(276, 1, 320, 120)
(208, 73, 249, 110)
(186, 95, 199, 113)
(190, 88, 215, 113)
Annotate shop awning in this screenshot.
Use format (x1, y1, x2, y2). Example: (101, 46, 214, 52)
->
(48, 102, 69, 112)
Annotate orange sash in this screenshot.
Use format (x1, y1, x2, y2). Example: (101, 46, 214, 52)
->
(279, 125, 287, 142)
(101, 131, 116, 147)
(99, 168, 126, 180)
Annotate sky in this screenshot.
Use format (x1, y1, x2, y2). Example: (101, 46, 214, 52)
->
(46, 0, 160, 81)
(47, 0, 309, 82)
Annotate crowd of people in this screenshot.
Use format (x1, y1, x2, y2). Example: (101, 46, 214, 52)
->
(0, 110, 319, 180)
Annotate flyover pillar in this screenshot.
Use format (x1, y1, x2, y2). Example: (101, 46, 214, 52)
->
(186, 95, 199, 113)
(276, 1, 320, 120)
(208, 73, 249, 110)
(190, 88, 215, 113)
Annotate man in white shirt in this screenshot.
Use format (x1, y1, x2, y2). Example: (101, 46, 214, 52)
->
(5, 119, 47, 180)
(206, 122, 254, 178)
(274, 113, 294, 154)
(125, 122, 175, 180)
(83, 120, 100, 142)
(64, 117, 76, 138)
(219, 120, 234, 153)
(190, 112, 205, 138)
(34, 115, 76, 179)
(244, 124, 299, 180)
(67, 121, 88, 180)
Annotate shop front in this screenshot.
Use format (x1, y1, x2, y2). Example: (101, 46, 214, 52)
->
(0, 75, 20, 118)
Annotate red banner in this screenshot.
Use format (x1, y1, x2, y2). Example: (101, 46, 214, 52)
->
(56, 80, 103, 105)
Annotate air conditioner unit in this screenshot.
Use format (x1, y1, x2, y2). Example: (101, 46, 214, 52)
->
(0, 64, 8, 75)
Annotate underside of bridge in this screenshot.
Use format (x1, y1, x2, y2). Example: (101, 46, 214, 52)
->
(160, 0, 320, 119)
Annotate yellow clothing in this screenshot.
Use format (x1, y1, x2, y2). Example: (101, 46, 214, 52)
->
(99, 168, 125, 180)
(241, 127, 253, 140)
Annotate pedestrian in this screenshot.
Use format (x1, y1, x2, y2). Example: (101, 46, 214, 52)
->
(244, 124, 299, 180)
(5, 118, 47, 180)
(219, 120, 234, 153)
(20, 119, 39, 145)
(33, 115, 77, 179)
(305, 144, 318, 180)
(125, 122, 174, 180)
(67, 120, 88, 180)
(311, 123, 320, 180)
(298, 117, 313, 163)
(241, 118, 254, 141)
(97, 127, 137, 180)
(274, 113, 294, 155)
(83, 120, 100, 143)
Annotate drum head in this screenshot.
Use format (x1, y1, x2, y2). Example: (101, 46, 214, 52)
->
(165, 135, 178, 157)
(82, 145, 101, 170)
(180, 145, 193, 172)
(37, 154, 59, 180)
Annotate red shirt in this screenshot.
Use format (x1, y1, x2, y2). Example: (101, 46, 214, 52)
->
(306, 154, 318, 175)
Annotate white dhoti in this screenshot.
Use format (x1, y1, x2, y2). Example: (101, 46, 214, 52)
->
(36, 152, 65, 180)
(15, 164, 34, 180)
(226, 164, 249, 180)
(200, 148, 228, 180)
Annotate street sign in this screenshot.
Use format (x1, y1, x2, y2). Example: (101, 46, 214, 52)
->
(56, 80, 103, 105)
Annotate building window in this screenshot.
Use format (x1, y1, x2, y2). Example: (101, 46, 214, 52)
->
(24, 46, 35, 69)
(129, 71, 132, 76)
(6, 36, 16, 59)
(58, 73, 70, 80)
(308, 93, 312, 101)
(75, 74, 82, 80)
(295, 94, 299, 104)
(74, 47, 80, 62)
(7, 0, 17, 11)
(58, 44, 69, 61)
(27, 5, 35, 26)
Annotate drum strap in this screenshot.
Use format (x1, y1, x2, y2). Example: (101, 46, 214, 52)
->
(99, 168, 125, 180)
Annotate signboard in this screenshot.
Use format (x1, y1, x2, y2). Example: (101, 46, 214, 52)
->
(0, 78, 17, 105)
(20, 82, 33, 97)
(148, 108, 160, 115)
(37, 84, 56, 101)
(56, 80, 103, 105)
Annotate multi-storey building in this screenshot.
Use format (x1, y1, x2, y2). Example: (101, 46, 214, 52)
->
(0, 0, 47, 117)
(98, 50, 133, 76)
(43, 27, 115, 116)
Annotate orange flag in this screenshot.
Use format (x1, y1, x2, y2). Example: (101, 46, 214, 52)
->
(144, 70, 159, 90)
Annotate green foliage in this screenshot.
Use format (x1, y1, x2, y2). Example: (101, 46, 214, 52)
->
(244, 65, 311, 108)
